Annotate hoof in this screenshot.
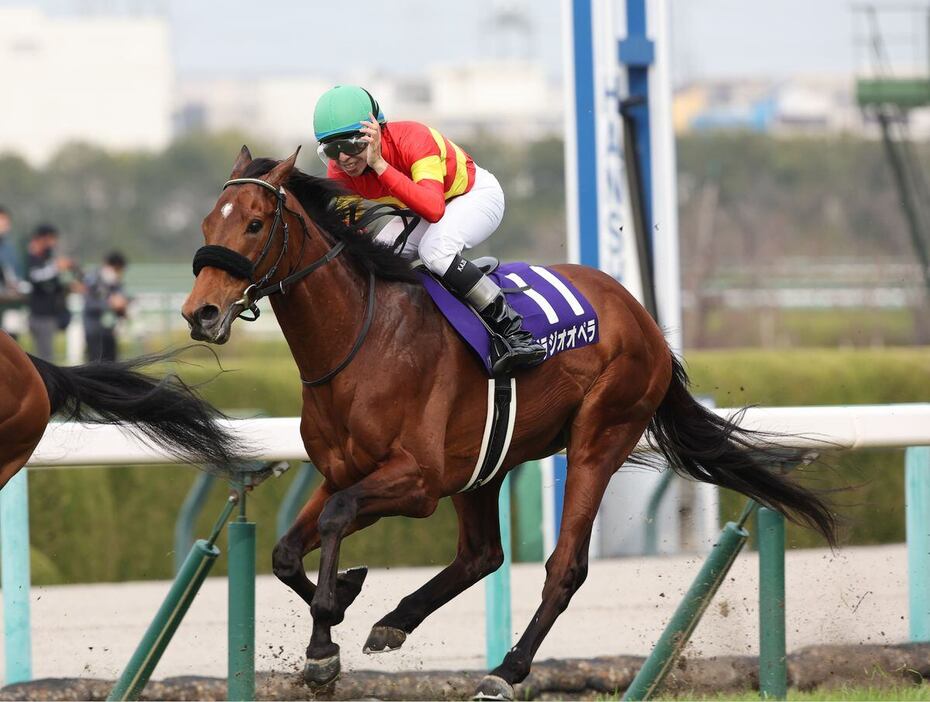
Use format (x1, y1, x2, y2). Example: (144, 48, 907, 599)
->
(303, 652, 340, 687)
(473, 674, 514, 701)
(363, 625, 407, 654)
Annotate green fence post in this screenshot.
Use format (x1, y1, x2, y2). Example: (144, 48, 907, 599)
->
(108, 540, 221, 701)
(758, 507, 787, 699)
(512, 462, 544, 562)
(108, 496, 237, 702)
(623, 502, 756, 701)
(485, 473, 513, 668)
(276, 462, 317, 539)
(174, 472, 215, 574)
(644, 471, 675, 556)
(906, 446, 930, 642)
(1, 469, 32, 684)
(228, 491, 256, 701)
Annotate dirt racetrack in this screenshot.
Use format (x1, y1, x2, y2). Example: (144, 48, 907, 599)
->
(0, 544, 921, 699)
(2, 643, 929, 700)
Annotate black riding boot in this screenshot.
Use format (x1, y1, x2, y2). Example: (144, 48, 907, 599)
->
(442, 255, 547, 375)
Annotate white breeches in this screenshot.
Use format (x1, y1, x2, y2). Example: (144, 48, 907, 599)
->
(375, 166, 505, 276)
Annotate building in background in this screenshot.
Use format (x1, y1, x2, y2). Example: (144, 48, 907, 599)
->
(673, 76, 864, 136)
(174, 75, 333, 147)
(173, 60, 562, 149)
(0, 5, 172, 164)
(5, 2, 910, 165)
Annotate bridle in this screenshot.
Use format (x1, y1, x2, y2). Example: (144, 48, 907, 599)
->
(191, 176, 372, 387)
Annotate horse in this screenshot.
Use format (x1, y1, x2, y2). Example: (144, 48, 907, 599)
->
(0, 331, 245, 491)
(181, 146, 836, 701)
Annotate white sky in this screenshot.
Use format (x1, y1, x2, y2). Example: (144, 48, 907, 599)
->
(2, 0, 927, 83)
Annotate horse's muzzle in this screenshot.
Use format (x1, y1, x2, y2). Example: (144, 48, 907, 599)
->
(182, 303, 236, 344)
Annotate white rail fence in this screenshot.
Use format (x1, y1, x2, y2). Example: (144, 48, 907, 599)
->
(27, 404, 930, 468)
(3, 403, 929, 685)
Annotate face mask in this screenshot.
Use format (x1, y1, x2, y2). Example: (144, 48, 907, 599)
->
(101, 267, 119, 285)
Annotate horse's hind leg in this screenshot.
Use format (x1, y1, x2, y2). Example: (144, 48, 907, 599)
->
(0, 448, 39, 491)
(0, 349, 49, 490)
(364, 480, 504, 654)
(474, 418, 650, 701)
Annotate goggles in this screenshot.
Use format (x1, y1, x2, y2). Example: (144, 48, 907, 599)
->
(317, 134, 368, 163)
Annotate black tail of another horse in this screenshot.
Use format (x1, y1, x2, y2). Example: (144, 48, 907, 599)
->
(27, 351, 246, 466)
(647, 355, 837, 546)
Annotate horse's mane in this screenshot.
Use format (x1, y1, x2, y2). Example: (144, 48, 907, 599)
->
(243, 158, 420, 283)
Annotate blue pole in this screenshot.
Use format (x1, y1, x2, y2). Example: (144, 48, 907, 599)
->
(1, 469, 32, 684)
(570, 0, 600, 270)
(552, 454, 568, 540)
(619, 0, 656, 236)
(906, 446, 930, 642)
(485, 474, 512, 668)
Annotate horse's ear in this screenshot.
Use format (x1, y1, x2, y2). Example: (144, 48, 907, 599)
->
(264, 147, 301, 188)
(230, 145, 253, 179)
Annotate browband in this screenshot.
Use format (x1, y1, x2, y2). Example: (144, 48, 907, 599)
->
(223, 177, 284, 196)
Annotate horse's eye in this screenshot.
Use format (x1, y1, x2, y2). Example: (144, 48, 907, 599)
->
(247, 219, 263, 234)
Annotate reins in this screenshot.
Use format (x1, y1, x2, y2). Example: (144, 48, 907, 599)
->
(191, 176, 417, 386)
(348, 202, 420, 255)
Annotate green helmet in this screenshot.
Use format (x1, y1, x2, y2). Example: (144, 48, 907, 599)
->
(313, 85, 386, 142)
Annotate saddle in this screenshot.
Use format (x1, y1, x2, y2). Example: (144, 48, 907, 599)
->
(417, 261, 599, 376)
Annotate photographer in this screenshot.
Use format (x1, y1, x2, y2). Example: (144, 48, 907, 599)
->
(82, 250, 129, 362)
(26, 224, 76, 361)
(0, 206, 25, 339)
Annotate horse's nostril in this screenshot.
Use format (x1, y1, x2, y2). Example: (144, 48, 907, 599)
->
(198, 305, 220, 324)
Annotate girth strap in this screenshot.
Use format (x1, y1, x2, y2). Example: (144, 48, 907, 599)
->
(459, 376, 517, 492)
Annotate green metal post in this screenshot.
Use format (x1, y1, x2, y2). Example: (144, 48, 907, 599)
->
(644, 471, 675, 555)
(485, 474, 513, 668)
(623, 503, 755, 701)
(108, 496, 237, 702)
(512, 462, 544, 562)
(108, 540, 221, 701)
(1, 469, 32, 684)
(228, 491, 256, 701)
(906, 446, 930, 641)
(758, 507, 787, 699)
(174, 472, 215, 574)
(275, 462, 317, 539)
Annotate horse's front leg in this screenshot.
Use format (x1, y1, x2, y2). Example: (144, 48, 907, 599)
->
(304, 452, 436, 686)
(272, 482, 373, 628)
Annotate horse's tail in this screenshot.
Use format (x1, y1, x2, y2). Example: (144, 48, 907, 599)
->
(645, 355, 837, 546)
(27, 351, 246, 466)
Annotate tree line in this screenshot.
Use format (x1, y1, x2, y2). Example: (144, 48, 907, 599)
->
(0, 129, 922, 346)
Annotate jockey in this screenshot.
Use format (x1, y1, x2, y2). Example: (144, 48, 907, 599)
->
(313, 84, 546, 375)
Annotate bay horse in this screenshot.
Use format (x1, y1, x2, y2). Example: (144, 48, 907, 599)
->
(0, 331, 245, 491)
(182, 147, 836, 700)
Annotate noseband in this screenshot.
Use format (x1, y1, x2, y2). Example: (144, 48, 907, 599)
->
(191, 176, 368, 387)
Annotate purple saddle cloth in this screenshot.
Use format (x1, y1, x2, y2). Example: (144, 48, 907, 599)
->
(418, 262, 599, 375)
